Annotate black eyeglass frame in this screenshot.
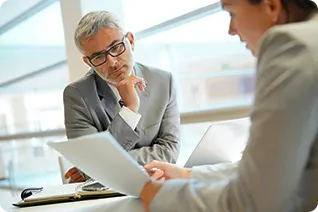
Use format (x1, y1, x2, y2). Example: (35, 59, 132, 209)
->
(87, 35, 127, 67)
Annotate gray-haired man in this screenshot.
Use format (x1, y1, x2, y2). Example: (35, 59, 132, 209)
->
(63, 11, 180, 183)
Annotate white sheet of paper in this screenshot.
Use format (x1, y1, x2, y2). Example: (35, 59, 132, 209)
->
(48, 132, 150, 197)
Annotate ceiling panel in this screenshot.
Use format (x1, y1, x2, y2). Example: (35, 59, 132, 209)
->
(0, 0, 44, 28)
(137, 11, 239, 43)
(0, 0, 65, 46)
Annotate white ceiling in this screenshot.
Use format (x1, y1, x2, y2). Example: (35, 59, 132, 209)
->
(0, 0, 65, 47)
(138, 12, 239, 44)
(0, 0, 43, 28)
(123, 0, 218, 32)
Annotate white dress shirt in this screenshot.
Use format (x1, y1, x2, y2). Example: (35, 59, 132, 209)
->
(108, 84, 141, 130)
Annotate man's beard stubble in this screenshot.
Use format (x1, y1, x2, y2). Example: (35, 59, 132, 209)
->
(93, 65, 133, 85)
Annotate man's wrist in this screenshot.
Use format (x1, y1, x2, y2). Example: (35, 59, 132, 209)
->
(119, 106, 141, 130)
(126, 105, 138, 113)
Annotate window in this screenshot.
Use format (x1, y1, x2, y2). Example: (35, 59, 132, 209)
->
(123, 0, 218, 32)
(0, 63, 69, 93)
(0, 1, 66, 85)
(0, 0, 43, 28)
(0, 1, 67, 134)
(24, 91, 64, 132)
(0, 1, 65, 47)
(135, 11, 256, 112)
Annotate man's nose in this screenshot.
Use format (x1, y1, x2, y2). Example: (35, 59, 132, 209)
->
(107, 54, 117, 66)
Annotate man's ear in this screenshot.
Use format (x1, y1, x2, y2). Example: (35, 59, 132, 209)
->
(83, 56, 92, 67)
(126, 32, 135, 51)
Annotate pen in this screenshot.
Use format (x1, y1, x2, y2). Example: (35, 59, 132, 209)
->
(146, 167, 159, 173)
(21, 187, 43, 200)
(141, 166, 159, 174)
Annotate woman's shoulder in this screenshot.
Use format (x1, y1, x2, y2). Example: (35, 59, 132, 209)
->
(257, 16, 318, 58)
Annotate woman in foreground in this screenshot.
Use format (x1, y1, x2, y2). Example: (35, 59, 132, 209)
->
(140, 0, 318, 211)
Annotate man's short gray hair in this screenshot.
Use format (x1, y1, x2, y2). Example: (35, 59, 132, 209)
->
(74, 11, 124, 53)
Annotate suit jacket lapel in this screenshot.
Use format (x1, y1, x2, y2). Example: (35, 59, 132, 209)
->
(94, 71, 119, 120)
(134, 63, 150, 116)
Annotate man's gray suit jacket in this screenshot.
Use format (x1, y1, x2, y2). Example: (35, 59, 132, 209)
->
(63, 62, 180, 165)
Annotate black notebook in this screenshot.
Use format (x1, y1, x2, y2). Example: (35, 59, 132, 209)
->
(13, 181, 125, 208)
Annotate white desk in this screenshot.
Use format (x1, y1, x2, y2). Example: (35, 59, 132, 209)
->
(7, 184, 145, 212)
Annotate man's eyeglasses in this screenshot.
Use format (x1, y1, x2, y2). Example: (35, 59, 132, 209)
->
(87, 36, 126, 67)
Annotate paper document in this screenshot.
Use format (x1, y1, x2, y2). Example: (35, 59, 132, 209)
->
(48, 132, 150, 197)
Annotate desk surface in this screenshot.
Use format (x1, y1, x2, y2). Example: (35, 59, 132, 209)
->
(8, 184, 145, 212)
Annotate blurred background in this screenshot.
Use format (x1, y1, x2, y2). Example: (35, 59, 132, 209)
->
(0, 0, 297, 208)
